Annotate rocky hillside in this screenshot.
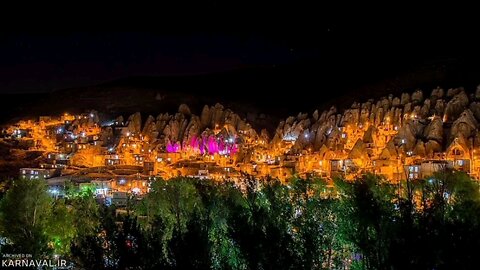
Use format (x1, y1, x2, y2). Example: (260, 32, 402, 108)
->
(117, 103, 266, 150)
(271, 86, 480, 156)
(109, 85, 480, 160)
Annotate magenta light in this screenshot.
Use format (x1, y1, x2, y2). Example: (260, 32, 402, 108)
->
(166, 141, 180, 153)
(166, 135, 237, 156)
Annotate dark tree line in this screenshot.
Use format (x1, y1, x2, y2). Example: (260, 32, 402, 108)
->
(1, 171, 480, 269)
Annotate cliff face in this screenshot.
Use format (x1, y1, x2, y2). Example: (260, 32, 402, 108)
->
(119, 103, 261, 152)
(88, 86, 480, 166)
(271, 87, 480, 158)
(110, 87, 480, 159)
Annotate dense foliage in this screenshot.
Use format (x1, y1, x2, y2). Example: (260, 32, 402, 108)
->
(1, 171, 480, 269)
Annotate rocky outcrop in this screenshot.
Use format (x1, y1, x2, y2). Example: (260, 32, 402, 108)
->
(127, 112, 142, 134)
(270, 86, 480, 160)
(121, 103, 258, 153)
(142, 115, 157, 141)
(424, 117, 443, 143)
(108, 85, 480, 164)
(412, 90, 424, 103)
(178, 104, 191, 116)
(445, 90, 469, 122)
(451, 109, 478, 140)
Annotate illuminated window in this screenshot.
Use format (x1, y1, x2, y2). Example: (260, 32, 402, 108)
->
(408, 166, 420, 179)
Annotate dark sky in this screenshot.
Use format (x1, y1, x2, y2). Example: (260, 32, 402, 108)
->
(1, 9, 479, 94)
(0, 32, 323, 93)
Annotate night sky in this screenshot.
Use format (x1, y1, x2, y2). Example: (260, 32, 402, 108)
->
(0, 32, 321, 93)
(2, 10, 480, 97)
(0, 6, 479, 129)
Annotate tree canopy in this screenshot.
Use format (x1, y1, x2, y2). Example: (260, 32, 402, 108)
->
(1, 172, 480, 269)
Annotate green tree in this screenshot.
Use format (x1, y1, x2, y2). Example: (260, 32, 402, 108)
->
(416, 171, 480, 269)
(69, 188, 100, 239)
(336, 170, 480, 269)
(137, 177, 203, 265)
(199, 180, 247, 270)
(71, 205, 118, 269)
(46, 200, 76, 255)
(63, 183, 103, 268)
(289, 177, 345, 269)
(336, 174, 397, 269)
(0, 178, 53, 256)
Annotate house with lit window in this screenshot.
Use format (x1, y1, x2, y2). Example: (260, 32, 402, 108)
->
(40, 163, 66, 169)
(11, 128, 30, 138)
(406, 164, 421, 180)
(62, 141, 75, 153)
(76, 142, 90, 151)
(420, 160, 452, 177)
(133, 154, 145, 166)
(156, 152, 181, 164)
(105, 154, 123, 166)
(55, 153, 70, 166)
(373, 140, 403, 181)
(330, 159, 357, 179)
(91, 180, 113, 198)
(19, 168, 53, 180)
(111, 176, 149, 194)
(446, 136, 471, 173)
(46, 152, 59, 163)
